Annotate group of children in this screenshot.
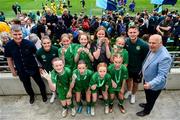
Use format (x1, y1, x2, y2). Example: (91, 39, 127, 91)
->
(39, 26, 129, 117)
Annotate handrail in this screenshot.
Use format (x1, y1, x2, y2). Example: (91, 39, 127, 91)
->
(0, 51, 180, 73)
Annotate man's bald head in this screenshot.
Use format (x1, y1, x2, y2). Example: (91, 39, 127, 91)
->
(148, 34, 163, 52)
(150, 34, 162, 44)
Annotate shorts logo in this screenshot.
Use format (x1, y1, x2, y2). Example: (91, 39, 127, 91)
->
(136, 46, 140, 50)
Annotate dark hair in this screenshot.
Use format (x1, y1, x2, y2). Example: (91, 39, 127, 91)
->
(78, 60, 86, 65)
(128, 25, 139, 31)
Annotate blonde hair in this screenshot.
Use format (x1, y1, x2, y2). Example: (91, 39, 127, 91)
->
(97, 62, 107, 71)
(116, 36, 125, 43)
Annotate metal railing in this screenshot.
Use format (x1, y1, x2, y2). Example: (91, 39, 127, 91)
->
(0, 51, 180, 73)
(169, 51, 180, 68)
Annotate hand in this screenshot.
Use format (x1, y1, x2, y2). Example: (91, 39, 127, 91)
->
(12, 70, 17, 77)
(61, 47, 66, 55)
(77, 47, 83, 54)
(144, 82, 151, 89)
(66, 90, 72, 98)
(104, 37, 110, 46)
(91, 84, 97, 90)
(83, 48, 90, 54)
(112, 80, 117, 88)
(86, 43, 90, 49)
(41, 69, 51, 81)
(47, 23, 51, 26)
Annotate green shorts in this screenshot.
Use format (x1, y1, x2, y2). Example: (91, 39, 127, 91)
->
(57, 87, 70, 100)
(91, 86, 106, 94)
(108, 86, 121, 94)
(74, 82, 89, 92)
(74, 86, 89, 92)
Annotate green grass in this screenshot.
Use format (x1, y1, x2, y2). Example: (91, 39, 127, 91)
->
(0, 0, 180, 21)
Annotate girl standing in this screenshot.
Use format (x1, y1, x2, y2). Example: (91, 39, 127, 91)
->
(90, 26, 111, 71)
(89, 62, 111, 116)
(74, 32, 94, 70)
(108, 54, 128, 113)
(67, 60, 93, 114)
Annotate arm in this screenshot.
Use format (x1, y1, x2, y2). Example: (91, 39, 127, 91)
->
(159, 26, 171, 31)
(120, 80, 126, 93)
(93, 46, 101, 60)
(144, 57, 172, 89)
(74, 48, 83, 63)
(66, 74, 76, 98)
(41, 70, 56, 91)
(156, 25, 164, 35)
(104, 38, 111, 59)
(7, 57, 17, 76)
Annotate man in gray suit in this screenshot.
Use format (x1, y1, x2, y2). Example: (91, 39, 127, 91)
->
(136, 34, 172, 117)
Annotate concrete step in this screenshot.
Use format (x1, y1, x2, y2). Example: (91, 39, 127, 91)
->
(0, 70, 180, 95)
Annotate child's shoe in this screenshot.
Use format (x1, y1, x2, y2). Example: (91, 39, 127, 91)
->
(86, 106, 91, 114)
(71, 107, 76, 117)
(104, 105, 109, 114)
(62, 108, 67, 118)
(91, 106, 95, 116)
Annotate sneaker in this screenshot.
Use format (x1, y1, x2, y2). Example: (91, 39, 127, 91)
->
(71, 107, 76, 117)
(130, 94, 136, 104)
(119, 105, 126, 114)
(104, 105, 109, 114)
(50, 92, 56, 103)
(77, 106, 83, 113)
(62, 108, 67, 118)
(86, 106, 91, 114)
(124, 91, 131, 99)
(91, 106, 95, 116)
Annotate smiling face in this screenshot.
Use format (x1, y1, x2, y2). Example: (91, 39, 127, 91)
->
(52, 60, 64, 73)
(61, 36, 71, 48)
(42, 38, 51, 52)
(11, 30, 23, 45)
(79, 34, 88, 47)
(98, 66, 107, 78)
(78, 63, 87, 74)
(97, 29, 106, 40)
(128, 28, 139, 43)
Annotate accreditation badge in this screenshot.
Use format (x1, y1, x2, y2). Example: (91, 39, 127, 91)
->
(41, 55, 46, 59)
(136, 46, 140, 51)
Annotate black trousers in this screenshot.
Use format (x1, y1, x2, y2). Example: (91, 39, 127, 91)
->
(144, 89, 161, 114)
(18, 71, 46, 98)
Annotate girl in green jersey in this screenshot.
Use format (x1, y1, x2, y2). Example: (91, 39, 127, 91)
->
(89, 63, 111, 116)
(67, 60, 93, 114)
(108, 54, 128, 113)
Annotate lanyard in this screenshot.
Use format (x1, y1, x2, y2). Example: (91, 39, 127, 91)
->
(76, 70, 87, 81)
(97, 74, 105, 87)
(114, 66, 122, 84)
